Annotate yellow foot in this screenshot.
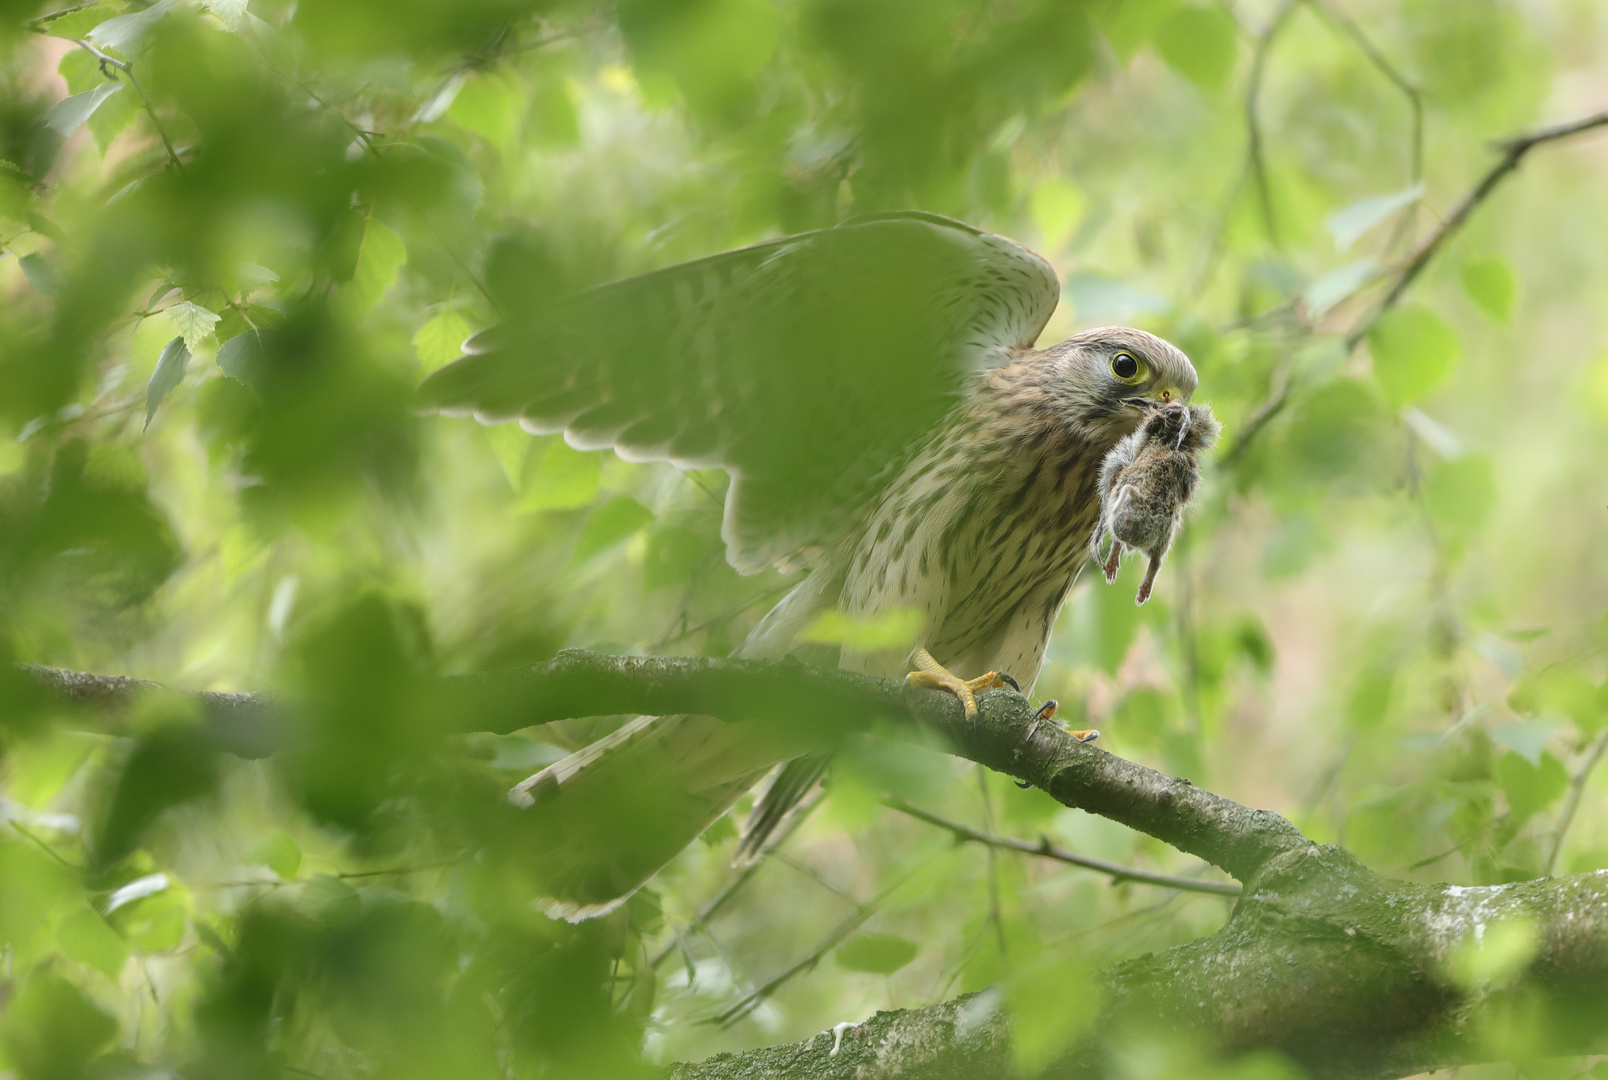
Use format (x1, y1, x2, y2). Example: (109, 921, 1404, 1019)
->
(904, 647, 1004, 719)
(1031, 700, 1099, 742)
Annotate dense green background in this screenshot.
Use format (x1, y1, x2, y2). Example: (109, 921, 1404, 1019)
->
(2, 0, 1607, 1076)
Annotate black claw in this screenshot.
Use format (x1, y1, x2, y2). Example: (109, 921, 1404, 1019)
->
(999, 673, 1021, 692)
(1015, 779, 1032, 789)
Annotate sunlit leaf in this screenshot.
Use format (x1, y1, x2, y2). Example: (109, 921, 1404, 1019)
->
(248, 832, 303, 879)
(412, 308, 473, 374)
(518, 441, 601, 512)
(87, 0, 180, 56)
(1423, 454, 1495, 539)
(168, 301, 222, 354)
(1, 970, 118, 1078)
(340, 217, 408, 318)
(56, 906, 129, 978)
(1367, 305, 1462, 408)
(1445, 916, 1537, 991)
(1326, 184, 1423, 252)
(202, 0, 248, 31)
(43, 82, 124, 137)
(573, 494, 655, 562)
(1495, 750, 1567, 820)
(144, 335, 190, 431)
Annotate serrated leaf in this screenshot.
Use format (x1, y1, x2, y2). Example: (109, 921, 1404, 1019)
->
(168, 301, 220, 353)
(1462, 255, 1516, 322)
(1367, 304, 1461, 409)
(1326, 184, 1423, 252)
(44, 83, 125, 137)
(144, 336, 190, 431)
(339, 217, 407, 318)
(216, 329, 267, 386)
(412, 309, 472, 374)
(87, 0, 179, 56)
(835, 932, 918, 975)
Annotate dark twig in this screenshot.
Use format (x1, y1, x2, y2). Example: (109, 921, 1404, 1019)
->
(1304, 0, 1424, 183)
(73, 40, 183, 172)
(1349, 109, 1608, 350)
(1546, 728, 1608, 877)
(1246, 0, 1299, 248)
(887, 800, 1241, 897)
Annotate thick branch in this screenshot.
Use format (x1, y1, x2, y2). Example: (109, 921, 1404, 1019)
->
(17, 652, 1308, 883)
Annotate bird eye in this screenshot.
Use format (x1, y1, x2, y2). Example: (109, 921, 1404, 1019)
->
(1110, 353, 1144, 383)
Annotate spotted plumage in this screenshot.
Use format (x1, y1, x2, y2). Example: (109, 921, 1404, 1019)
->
(419, 212, 1201, 919)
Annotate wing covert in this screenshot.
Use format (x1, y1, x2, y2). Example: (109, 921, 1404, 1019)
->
(417, 212, 1059, 573)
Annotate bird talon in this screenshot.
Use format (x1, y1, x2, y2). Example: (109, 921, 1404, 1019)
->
(1068, 728, 1100, 743)
(1035, 699, 1058, 722)
(905, 648, 1002, 720)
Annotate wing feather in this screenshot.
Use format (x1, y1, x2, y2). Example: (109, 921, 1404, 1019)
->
(418, 212, 1058, 572)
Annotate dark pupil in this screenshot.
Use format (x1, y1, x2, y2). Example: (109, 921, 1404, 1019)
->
(1113, 354, 1138, 379)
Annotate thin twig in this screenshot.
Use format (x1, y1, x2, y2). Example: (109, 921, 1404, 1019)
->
(887, 801, 1241, 897)
(1246, 0, 1299, 248)
(1349, 109, 1608, 349)
(73, 40, 183, 172)
(1304, 0, 1424, 183)
(1220, 344, 1294, 465)
(1546, 728, 1608, 877)
(710, 855, 936, 1028)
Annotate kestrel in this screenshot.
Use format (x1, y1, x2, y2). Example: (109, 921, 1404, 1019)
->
(418, 211, 1199, 919)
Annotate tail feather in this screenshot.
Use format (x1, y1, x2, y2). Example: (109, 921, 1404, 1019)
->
(735, 753, 830, 865)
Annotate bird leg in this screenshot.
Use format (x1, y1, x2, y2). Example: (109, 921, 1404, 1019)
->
(904, 647, 1003, 720)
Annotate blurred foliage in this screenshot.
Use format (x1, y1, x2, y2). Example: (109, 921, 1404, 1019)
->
(1, 0, 1607, 1077)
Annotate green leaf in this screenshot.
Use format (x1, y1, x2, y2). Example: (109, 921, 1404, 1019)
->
(483, 424, 529, 491)
(1, 970, 118, 1078)
(87, 0, 180, 57)
(1006, 952, 1102, 1073)
(1326, 184, 1423, 252)
(37, 0, 120, 41)
(1492, 720, 1558, 767)
(86, 80, 138, 154)
(518, 440, 600, 512)
(1462, 255, 1516, 322)
(1153, 5, 1238, 91)
(56, 906, 128, 978)
(339, 217, 407, 318)
(1304, 260, 1379, 320)
(1423, 454, 1495, 539)
(835, 932, 918, 975)
(448, 74, 522, 146)
(800, 608, 923, 653)
(1367, 305, 1462, 408)
(19, 252, 63, 296)
(1495, 749, 1567, 820)
(412, 309, 472, 374)
(1029, 179, 1084, 250)
(202, 0, 248, 31)
(143, 336, 190, 431)
(1347, 667, 1396, 730)
(168, 301, 221, 353)
(43, 82, 125, 137)
(643, 525, 707, 591)
(248, 832, 302, 880)
(573, 495, 655, 562)
(216, 329, 267, 385)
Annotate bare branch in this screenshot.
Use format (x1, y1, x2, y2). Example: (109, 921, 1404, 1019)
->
(886, 800, 1241, 897)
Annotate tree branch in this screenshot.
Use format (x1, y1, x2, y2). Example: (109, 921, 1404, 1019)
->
(886, 800, 1241, 897)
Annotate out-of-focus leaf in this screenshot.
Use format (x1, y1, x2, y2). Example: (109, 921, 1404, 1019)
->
(1495, 749, 1567, 820)
(144, 336, 190, 430)
(1152, 4, 1238, 91)
(1062, 270, 1168, 324)
(94, 720, 219, 869)
(248, 832, 302, 880)
(1304, 259, 1378, 320)
(413, 309, 473, 374)
(1029, 179, 1084, 250)
(1, 970, 118, 1079)
(800, 607, 922, 653)
(340, 217, 408, 317)
(1491, 721, 1558, 767)
(43, 82, 124, 137)
(1444, 916, 1537, 991)
(643, 525, 707, 591)
(1347, 667, 1396, 730)
(202, 0, 248, 31)
(19, 252, 63, 296)
(169, 301, 221, 354)
(448, 74, 522, 146)
(619, 0, 778, 113)
(1367, 305, 1461, 408)
(484, 424, 529, 491)
(1326, 184, 1423, 251)
(216, 329, 267, 385)
(1462, 255, 1516, 322)
(1006, 951, 1101, 1073)
(1423, 454, 1495, 540)
(835, 932, 918, 975)
(573, 495, 654, 562)
(36, 0, 120, 40)
(111, 884, 189, 953)
(57, 906, 129, 978)
(87, 0, 179, 56)
(519, 441, 601, 512)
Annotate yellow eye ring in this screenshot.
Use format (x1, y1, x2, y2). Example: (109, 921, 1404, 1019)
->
(1110, 352, 1146, 384)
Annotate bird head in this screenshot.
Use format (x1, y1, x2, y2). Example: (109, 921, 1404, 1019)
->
(1041, 326, 1198, 439)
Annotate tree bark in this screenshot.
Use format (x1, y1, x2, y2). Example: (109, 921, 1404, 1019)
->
(17, 653, 1608, 1078)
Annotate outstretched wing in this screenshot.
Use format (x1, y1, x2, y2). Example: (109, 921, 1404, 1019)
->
(418, 211, 1059, 573)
